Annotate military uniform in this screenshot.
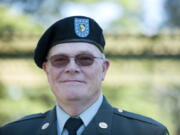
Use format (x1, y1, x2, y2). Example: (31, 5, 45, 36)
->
(0, 97, 169, 135)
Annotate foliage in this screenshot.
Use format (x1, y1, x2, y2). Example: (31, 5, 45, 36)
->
(0, 5, 43, 39)
(0, 0, 141, 32)
(1, 33, 180, 56)
(157, 82, 180, 133)
(164, 0, 180, 29)
(107, 16, 141, 33)
(61, 0, 99, 3)
(113, 0, 141, 12)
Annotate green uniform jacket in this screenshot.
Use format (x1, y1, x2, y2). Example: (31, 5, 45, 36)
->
(0, 97, 169, 135)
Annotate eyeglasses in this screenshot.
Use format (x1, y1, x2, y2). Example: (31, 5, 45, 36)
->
(47, 53, 103, 68)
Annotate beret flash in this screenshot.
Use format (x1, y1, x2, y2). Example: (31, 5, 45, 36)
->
(34, 16, 105, 68)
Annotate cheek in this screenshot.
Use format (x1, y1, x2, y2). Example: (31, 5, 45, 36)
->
(46, 69, 64, 97)
(47, 68, 61, 85)
(85, 66, 103, 85)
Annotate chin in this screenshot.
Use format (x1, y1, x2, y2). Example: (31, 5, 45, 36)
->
(54, 85, 88, 99)
(64, 94, 84, 101)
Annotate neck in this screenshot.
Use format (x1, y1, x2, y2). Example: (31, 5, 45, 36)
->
(56, 93, 100, 116)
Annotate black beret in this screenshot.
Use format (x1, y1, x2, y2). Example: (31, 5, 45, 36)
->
(34, 16, 105, 68)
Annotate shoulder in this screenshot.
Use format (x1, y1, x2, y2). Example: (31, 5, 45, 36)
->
(112, 107, 167, 129)
(2, 112, 46, 128)
(0, 110, 51, 135)
(109, 107, 169, 135)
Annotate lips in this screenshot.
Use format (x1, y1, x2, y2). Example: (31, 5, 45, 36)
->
(60, 80, 85, 83)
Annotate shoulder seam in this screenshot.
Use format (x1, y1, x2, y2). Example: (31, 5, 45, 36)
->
(113, 108, 164, 128)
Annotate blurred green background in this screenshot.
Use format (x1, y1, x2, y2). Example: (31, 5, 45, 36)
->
(0, 0, 180, 135)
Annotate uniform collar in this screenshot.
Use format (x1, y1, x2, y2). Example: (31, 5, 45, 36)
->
(81, 96, 113, 135)
(38, 107, 57, 135)
(80, 93, 103, 126)
(56, 93, 103, 134)
(38, 95, 113, 135)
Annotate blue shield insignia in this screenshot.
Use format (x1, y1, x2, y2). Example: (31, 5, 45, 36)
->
(74, 18, 89, 37)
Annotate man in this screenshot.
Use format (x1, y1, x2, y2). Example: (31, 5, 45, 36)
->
(0, 16, 169, 135)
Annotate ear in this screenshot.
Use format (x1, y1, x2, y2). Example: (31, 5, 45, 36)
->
(42, 62, 49, 74)
(101, 59, 110, 81)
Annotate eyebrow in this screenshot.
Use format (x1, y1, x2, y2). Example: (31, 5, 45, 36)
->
(51, 51, 94, 56)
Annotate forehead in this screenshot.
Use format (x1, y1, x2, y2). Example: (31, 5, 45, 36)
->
(48, 42, 102, 56)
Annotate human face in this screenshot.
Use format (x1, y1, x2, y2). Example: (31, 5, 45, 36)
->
(43, 42, 109, 106)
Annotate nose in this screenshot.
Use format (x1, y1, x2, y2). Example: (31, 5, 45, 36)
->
(64, 58, 80, 74)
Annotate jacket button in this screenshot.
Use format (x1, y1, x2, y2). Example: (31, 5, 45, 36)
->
(41, 122, 49, 130)
(99, 122, 108, 129)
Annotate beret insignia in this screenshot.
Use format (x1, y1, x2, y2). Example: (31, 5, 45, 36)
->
(75, 18, 89, 37)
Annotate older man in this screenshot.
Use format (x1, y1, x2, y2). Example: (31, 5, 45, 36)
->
(0, 16, 169, 135)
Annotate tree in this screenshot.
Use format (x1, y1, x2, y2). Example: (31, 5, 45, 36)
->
(0, 5, 43, 38)
(164, 0, 180, 29)
(0, 0, 141, 32)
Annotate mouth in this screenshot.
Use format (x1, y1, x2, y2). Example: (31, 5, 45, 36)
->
(60, 80, 85, 83)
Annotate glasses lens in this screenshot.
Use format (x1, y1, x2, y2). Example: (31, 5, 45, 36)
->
(76, 54, 94, 66)
(50, 55, 69, 67)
